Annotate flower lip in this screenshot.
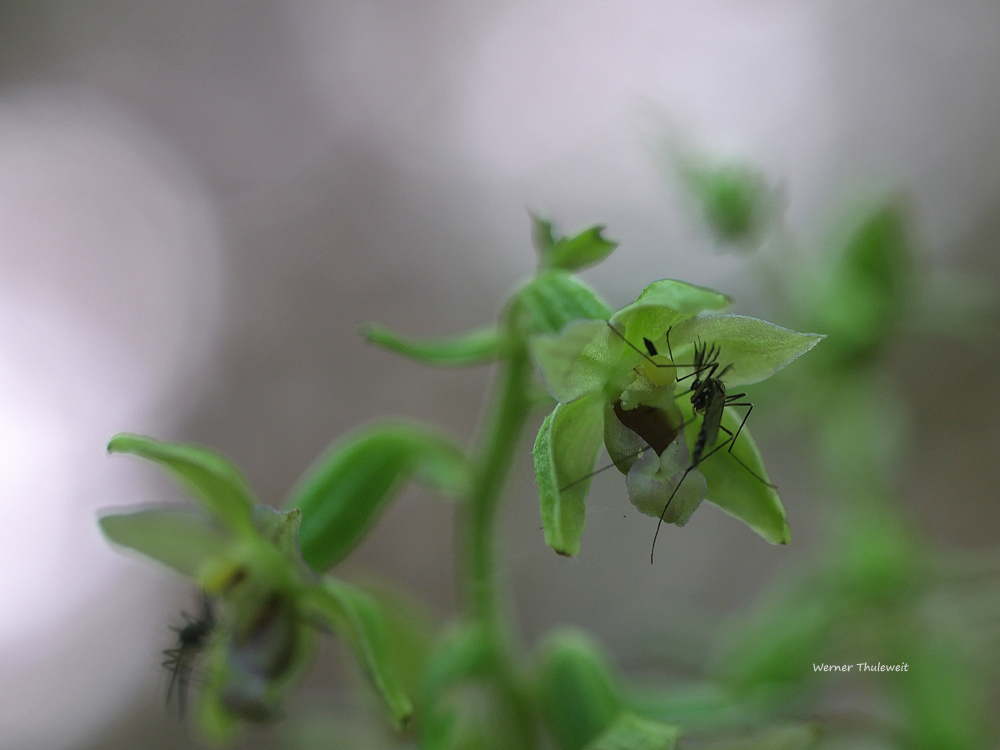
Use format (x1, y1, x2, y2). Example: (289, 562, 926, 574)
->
(612, 401, 683, 458)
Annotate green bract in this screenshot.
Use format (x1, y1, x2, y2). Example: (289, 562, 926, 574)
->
(532, 216, 619, 272)
(99, 434, 413, 740)
(531, 280, 823, 556)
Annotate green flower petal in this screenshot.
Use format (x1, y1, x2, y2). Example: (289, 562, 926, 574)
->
(99, 506, 232, 579)
(530, 320, 622, 403)
(669, 315, 824, 387)
(610, 279, 730, 344)
(107, 433, 257, 536)
(300, 579, 413, 728)
(509, 269, 613, 337)
(603, 402, 647, 476)
(534, 393, 606, 556)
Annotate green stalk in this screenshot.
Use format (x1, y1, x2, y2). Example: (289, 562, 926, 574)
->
(466, 340, 532, 625)
(462, 339, 535, 745)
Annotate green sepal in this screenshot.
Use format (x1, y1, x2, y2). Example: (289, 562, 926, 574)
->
(668, 315, 824, 387)
(533, 216, 619, 272)
(529, 320, 621, 403)
(538, 628, 625, 750)
(533, 394, 606, 556)
(107, 433, 256, 536)
(99, 506, 232, 579)
(679, 402, 789, 545)
(508, 270, 612, 338)
(585, 713, 679, 750)
(361, 323, 506, 367)
(288, 421, 471, 572)
(358, 582, 438, 711)
(300, 578, 413, 728)
(610, 280, 730, 345)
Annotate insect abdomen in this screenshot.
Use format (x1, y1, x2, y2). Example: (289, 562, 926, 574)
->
(693, 381, 726, 463)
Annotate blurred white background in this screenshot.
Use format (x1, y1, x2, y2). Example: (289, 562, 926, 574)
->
(1, 2, 999, 748)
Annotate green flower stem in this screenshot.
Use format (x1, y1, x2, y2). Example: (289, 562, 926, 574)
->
(463, 339, 536, 744)
(466, 340, 532, 625)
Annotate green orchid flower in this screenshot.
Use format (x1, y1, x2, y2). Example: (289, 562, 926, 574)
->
(98, 432, 428, 741)
(531, 279, 824, 557)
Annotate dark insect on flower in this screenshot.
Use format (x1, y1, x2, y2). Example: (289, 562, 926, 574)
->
(649, 336, 776, 562)
(162, 596, 215, 716)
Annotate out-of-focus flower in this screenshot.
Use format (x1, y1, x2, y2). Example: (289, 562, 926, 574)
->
(99, 434, 415, 741)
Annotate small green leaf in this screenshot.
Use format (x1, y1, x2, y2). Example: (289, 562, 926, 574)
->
(610, 280, 731, 345)
(532, 214, 557, 254)
(530, 320, 621, 403)
(545, 225, 619, 272)
(300, 579, 413, 727)
(288, 422, 470, 572)
(509, 270, 612, 338)
(361, 323, 506, 367)
(538, 629, 625, 750)
(680, 403, 788, 545)
(99, 506, 232, 579)
(669, 315, 824, 387)
(533, 394, 606, 557)
(585, 713, 679, 750)
(107, 434, 256, 536)
(532, 215, 619, 272)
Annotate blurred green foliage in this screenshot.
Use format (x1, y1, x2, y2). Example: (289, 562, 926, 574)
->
(98, 139, 1000, 750)
(677, 150, 1000, 750)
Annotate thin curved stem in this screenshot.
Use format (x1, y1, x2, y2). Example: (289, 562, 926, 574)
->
(459, 340, 537, 748)
(465, 341, 532, 628)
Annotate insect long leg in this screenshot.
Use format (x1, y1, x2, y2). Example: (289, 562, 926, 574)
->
(649, 401, 779, 563)
(718, 402, 777, 488)
(649, 429, 741, 563)
(649, 463, 698, 563)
